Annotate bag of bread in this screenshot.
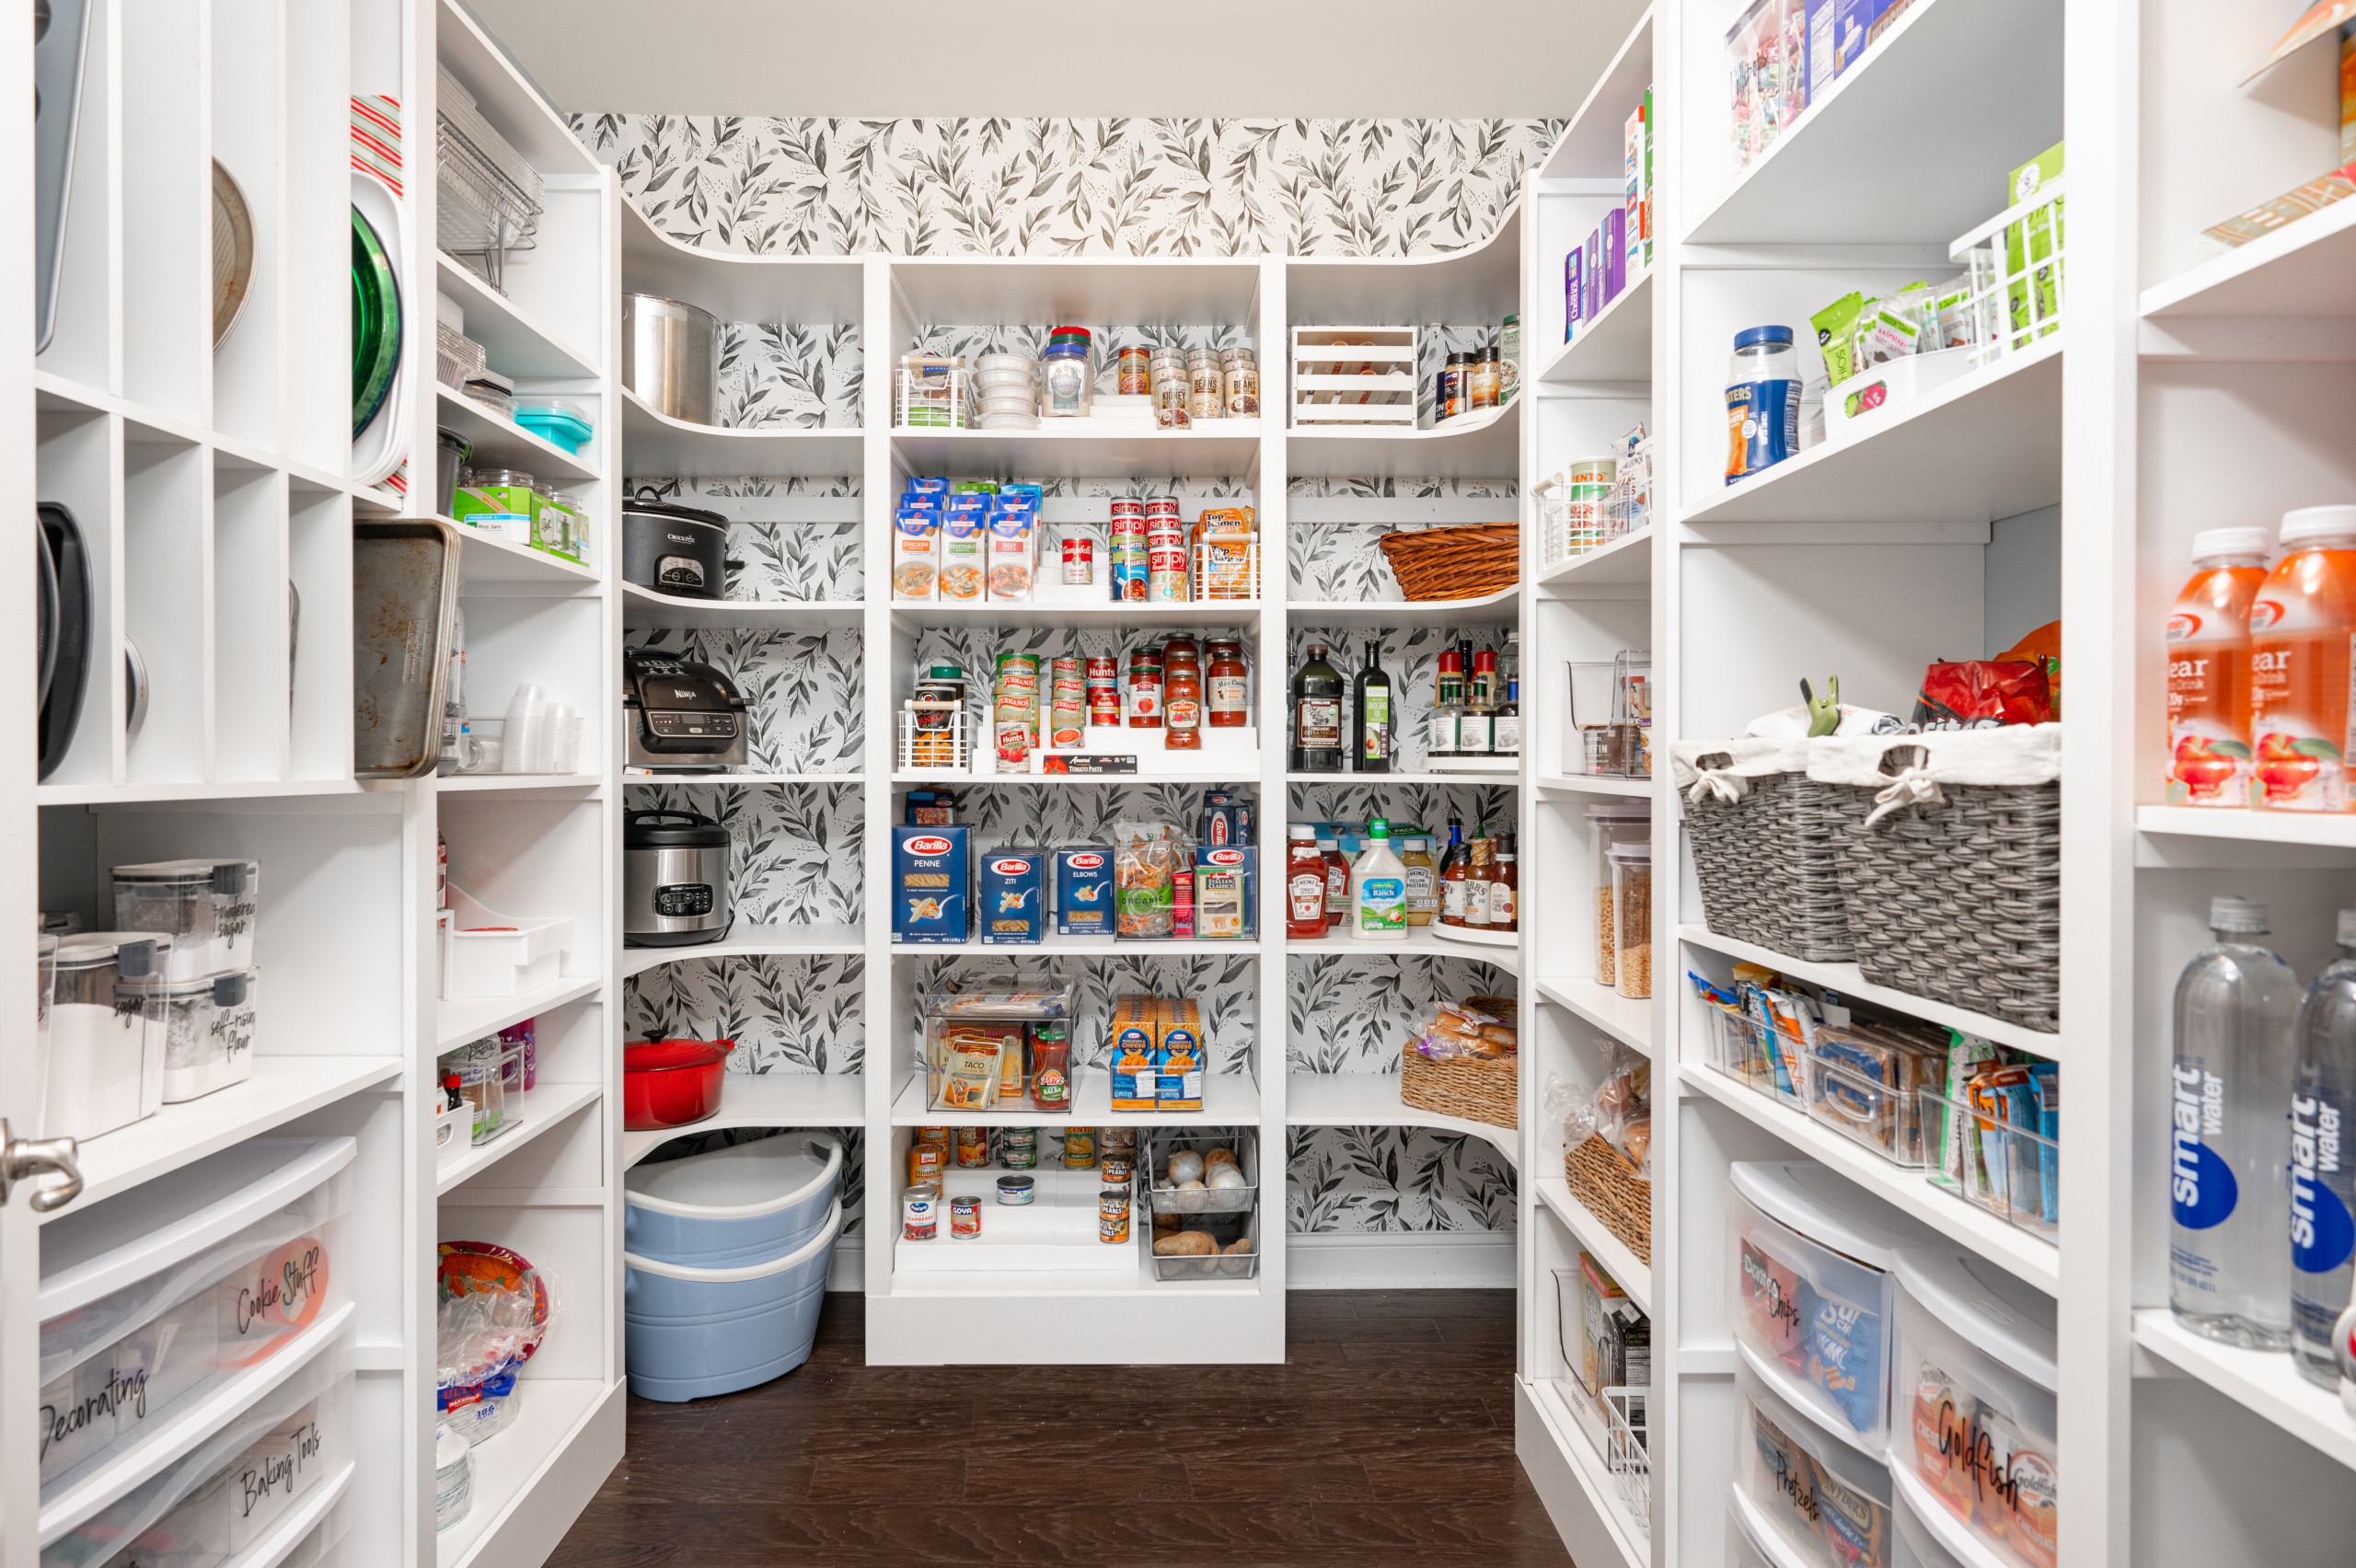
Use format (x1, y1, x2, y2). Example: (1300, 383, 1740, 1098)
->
(1593, 1046, 1652, 1178)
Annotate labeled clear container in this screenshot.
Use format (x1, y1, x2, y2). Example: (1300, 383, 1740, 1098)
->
(1042, 343, 1092, 418)
(443, 1036, 525, 1146)
(1587, 802, 1649, 987)
(158, 967, 259, 1104)
(1692, 986, 1793, 1101)
(1888, 1246, 2059, 1568)
(39, 1137, 352, 1496)
(1610, 841, 1652, 999)
(111, 859, 260, 978)
(1918, 1083, 2061, 1241)
(1726, 1159, 1935, 1450)
(46, 933, 168, 1142)
(1734, 1355, 1893, 1568)
(920, 988, 1076, 1113)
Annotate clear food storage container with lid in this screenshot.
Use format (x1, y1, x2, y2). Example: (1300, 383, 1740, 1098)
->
(1888, 1246, 2059, 1568)
(157, 968, 259, 1103)
(38, 1137, 352, 1506)
(1734, 1355, 1892, 1568)
(1726, 1159, 1936, 1450)
(45, 933, 168, 1142)
(110, 860, 260, 979)
(1586, 801, 1649, 988)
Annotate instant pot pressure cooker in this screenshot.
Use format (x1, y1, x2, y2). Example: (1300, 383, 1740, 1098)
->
(624, 809, 733, 948)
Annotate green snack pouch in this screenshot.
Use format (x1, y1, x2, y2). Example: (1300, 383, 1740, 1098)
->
(1811, 292, 1867, 385)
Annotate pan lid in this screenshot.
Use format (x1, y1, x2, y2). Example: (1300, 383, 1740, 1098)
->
(625, 809, 730, 849)
(625, 1038, 735, 1072)
(624, 486, 726, 528)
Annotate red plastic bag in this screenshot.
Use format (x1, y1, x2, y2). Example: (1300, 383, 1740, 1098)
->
(1911, 659, 2052, 728)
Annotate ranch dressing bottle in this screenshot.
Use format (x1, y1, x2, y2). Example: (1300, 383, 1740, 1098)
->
(1350, 819, 1408, 941)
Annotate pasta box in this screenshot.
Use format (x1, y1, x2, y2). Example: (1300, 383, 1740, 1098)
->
(978, 847, 1045, 945)
(892, 825, 969, 943)
(1054, 846, 1115, 936)
(1194, 846, 1253, 940)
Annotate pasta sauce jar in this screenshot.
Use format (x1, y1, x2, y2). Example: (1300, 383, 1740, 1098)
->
(1162, 636, 1203, 750)
(1207, 640, 1249, 727)
(1126, 648, 1163, 727)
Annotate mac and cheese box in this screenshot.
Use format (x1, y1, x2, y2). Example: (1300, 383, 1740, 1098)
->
(1156, 997, 1206, 1112)
(1109, 996, 1159, 1111)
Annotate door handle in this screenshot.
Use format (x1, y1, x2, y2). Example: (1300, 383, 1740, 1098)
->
(0, 1120, 82, 1212)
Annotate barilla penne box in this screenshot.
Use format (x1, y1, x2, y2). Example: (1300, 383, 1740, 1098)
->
(1155, 997, 1206, 1112)
(1054, 846, 1114, 937)
(1109, 995, 1160, 1111)
(977, 847, 1045, 945)
(892, 825, 968, 942)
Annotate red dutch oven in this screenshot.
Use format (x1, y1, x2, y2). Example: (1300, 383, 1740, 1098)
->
(622, 1038, 734, 1131)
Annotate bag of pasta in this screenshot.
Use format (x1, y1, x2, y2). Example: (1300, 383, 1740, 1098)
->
(1114, 821, 1175, 939)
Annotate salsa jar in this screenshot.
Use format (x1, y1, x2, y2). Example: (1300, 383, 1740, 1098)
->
(1206, 640, 1249, 727)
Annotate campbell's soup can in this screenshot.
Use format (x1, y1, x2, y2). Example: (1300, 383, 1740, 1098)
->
(950, 1195, 982, 1238)
(1063, 534, 1094, 584)
(1087, 656, 1121, 725)
(902, 1188, 939, 1240)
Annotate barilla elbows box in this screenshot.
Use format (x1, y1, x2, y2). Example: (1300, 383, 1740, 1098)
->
(1054, 845, 1115, 936)
(1109, 995, 1160, 1111)
(892, 825, 968, 942)
(1156, 997, 1206, 1112)
(978, 847, 1045, 944)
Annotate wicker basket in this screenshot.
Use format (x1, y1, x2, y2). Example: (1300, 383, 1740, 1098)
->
(1673, 742, 1855, 963)
(1400, 1041, 1517, 1131)
(1814, 731, 2062, 1032)
(1378, 525, 1519, 602)
(1565, 1134, 1652, 1265)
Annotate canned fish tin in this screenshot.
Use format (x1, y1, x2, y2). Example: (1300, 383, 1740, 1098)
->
(1099, 1185, 1132, 1243)
(950, 1195, 982, 1238)
(1062, 534, 1094, 585)
(996, 1174, 1036, 1205)
(902, 1188, 939, 1240)
(1001, 1127, 1038, 1168)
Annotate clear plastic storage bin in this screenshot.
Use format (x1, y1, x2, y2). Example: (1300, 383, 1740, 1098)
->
(1727, 1160, 1936, 1450)
(39, 1137, 352, 1499)
(157, 968, 258, 1103)
(110, 860, 260, 979)
(1918, 1083, 2061, 1243)
(1889, 1247, 2058, 1568)
(45, 933, 168, 1142)
(1892, 1478, 1972, 1568)
(1735, 1355, 1893, 1568)
(1806, 1041, 1933, 1168)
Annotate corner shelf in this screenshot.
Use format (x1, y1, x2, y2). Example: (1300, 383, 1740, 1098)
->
(621, 1074, 866, 1169)
(618, 387, 863, 478)
(1536, 528, 1650, 589)
(435, 386, 599, 484)
(435, 251, 599, 380)
(1285, 1071, 1518, 1168)
(621, 923, 865, 978)
(889, 423, 1263, 482)
(1537, 272, 1653, 386)
(1288, 928, 1522, 975)
(434, 1081, 603, 1195)
(2131, 1309, 2356, 1474)
(1290, 582, 1519, 626)
(887, 1066, 1262, 1126)
(1286, 394, 1520, 481)
(621, 583, 865, 630)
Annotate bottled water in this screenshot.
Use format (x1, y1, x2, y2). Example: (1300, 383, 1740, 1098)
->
(2292, 909, 2356, 1386)
(2169, 896, 2299, 1348)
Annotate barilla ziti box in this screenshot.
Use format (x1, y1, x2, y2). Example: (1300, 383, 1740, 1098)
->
(1109, 995, 1160, 1111)
(1155, 997, 1206, 1112)
(1054, 846, 1114, 936)
(892, 825, 967, 942)
(978, 847, 1045, 945)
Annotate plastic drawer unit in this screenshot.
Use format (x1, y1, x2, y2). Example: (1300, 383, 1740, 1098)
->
(1727, 1488, 1811, 1568)
(38, 1137, 354, 1546)
(1734, 1355, 1893, 1568)
(1727, 1159, 1937, 1450)
(1893, 1481, 1972, 1568)
(1888, 1247, 2059, 1568)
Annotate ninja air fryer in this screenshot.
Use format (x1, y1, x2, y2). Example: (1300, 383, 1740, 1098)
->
(624, 809, 733, 948)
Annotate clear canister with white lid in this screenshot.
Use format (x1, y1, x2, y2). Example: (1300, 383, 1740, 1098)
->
(1586, 802, 1650, 987)
(47, 932, 169, 1140)
(158, 967, 260, 1103)
(1609, 841, 1652, 999)
(111, 859, 260, 978)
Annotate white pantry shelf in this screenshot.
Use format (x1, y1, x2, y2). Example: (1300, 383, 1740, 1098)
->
(1290, 583, 1519, 626)
(2140, 197, 2356, 321)
(1286, 395, 1520, 480)
(889, 599, 1264, 633)
(437, 976, 606, 1054)
(886, 767, 1263, 787)
(2131, 1309, 2356, 1475)
(436, 251, 599, 380)
(1536, 7, 1655, 181)
(1286, 769, 1522, 785)
(622, 922, 866, 977)
(618, 387, 863, 478)
(35, 778, 368, 808)
(1516, 1378, 1650, 1568)
(1285, 1072, 1519, 1167)
(1288, 927, 1521, 974)
(1535, 1177, 1651, 1312)
(447, 516, 602, 586)
(1535, 528, 1650, 589)
(436, 386, 599, 484)
(1538, 272, 1653, 386)
(1283, 203, 1521, 327)
(2137, 805, 2356, 849)
(622, 771, 865, 787)
(887, 1066, 1262, 1126)
(433, 1377, 621, 1568)
(890, 423, 1262, 482)
(618, 199, 866, 321)
(435, 1081, 603, 1195)
(434, 771, 601, 793)
(1535, 772, 1653, 798)
(892, 934, 1261, 958)
(622, 583, 865, 630)
(1534, 974, 1652, 1053)
(621, 1074, 867, 1169)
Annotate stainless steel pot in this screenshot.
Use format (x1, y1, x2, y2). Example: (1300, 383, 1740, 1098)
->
(622, 294, 718, 425)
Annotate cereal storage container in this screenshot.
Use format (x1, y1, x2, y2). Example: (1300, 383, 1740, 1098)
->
(157, 968, 258, 1103)
(1888, 1246, 2058, 1568)
(110, 859, 260, 979)
(45, 932, 168, 1142)
(39, 1137, 352, 1496)
(1734, 1356, 1892, 1568)
(1727, 1159, 1936, 1449)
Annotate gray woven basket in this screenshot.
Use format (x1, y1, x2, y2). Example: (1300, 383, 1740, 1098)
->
(1822, 748, 2061, 1032)
(1682, 758, 1855, 963)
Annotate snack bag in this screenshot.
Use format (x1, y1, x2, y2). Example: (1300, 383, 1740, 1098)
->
(1911, 659, 2053, 728)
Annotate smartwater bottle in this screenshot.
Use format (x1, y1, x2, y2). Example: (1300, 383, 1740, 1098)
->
(2170, 896, 2300, 1349)
(2292, 909, 2356, 1386)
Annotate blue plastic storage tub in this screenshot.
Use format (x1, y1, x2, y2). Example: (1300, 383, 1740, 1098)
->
(512, 398, 594, 455)
(624, 1135, 840, 1267)
(625, 1196, 840, 1401)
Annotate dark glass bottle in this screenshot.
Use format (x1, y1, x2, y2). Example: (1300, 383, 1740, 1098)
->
(1352, 638, 1392, 773)
(1290, 642, 1345, 773)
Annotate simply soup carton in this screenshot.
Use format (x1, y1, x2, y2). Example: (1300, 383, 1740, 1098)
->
(892, 825, 968, 942)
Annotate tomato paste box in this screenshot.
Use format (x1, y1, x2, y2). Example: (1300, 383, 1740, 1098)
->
(891, 824, 968, 942)
(1155, 997, 1206, 1112)
(1109, 995, 1160, 1111)
(1054, 845, 1115, 937)
(977, 846, 1045, 945)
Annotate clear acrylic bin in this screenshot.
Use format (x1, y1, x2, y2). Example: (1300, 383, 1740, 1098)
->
(1695, 996, 1797, 1103)
(1805, 1045, 1930, 1169)
(1734, 1355, 1892, 1568)
(39, 1137, 353, 1497)
(1917, 1085, 2060, 1242)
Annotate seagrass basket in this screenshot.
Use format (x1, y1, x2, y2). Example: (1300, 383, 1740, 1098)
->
(1398, 994, 1519, 1131)
(1565, 1133, 1652, 1265)
(1377, 524, 1519, 601)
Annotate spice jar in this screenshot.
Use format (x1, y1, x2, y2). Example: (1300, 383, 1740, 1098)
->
(1162, 636, 1203, 749)
(1221, 346, 1259, 418)
(1126, 647, 1163, 728)
(1206, 640, 1249, 727)
(1610, 841, 1653, 999)
(1438, 353, 1468, 421)
(1469, 345, 1502, 410)
(1585, 802, 1650, 987)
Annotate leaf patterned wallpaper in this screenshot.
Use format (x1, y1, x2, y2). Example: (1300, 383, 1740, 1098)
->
(595, 111, 1559, 1239)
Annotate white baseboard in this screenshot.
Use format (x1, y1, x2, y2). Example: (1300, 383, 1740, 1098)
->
(826, 1230, 1515, 1292)
(1285, 1229, 1517, 1288)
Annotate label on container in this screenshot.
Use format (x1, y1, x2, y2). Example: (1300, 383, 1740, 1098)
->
(1357, 877, 1405, 933)
(1726, 378, 1800, 484)
(1297, 697, 1341, 752)
(1359, 689, 1390, 763)
(1288, 871, 1327, 925)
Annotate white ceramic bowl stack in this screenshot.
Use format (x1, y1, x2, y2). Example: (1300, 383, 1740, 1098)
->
(973, 352, 1041, 429)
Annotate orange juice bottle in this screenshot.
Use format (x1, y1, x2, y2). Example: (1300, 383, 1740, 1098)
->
(2165, 526, 2269, 807)
(2251, 506, 2356, 812)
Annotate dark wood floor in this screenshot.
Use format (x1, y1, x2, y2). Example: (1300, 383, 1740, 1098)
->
(545, 1288, 1576, 1567)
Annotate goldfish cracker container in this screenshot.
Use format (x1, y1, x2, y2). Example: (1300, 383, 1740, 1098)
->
(1731, 1355, 1894, 1568)
(2250, 504, 2356, 812)
(1886, 1246, 2059, 1568)
(2164, 525, 2271, 806)
(1726, 1159, 1938, 1452)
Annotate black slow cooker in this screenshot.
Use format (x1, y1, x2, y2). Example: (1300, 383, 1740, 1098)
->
(622, 489, 740, 601)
